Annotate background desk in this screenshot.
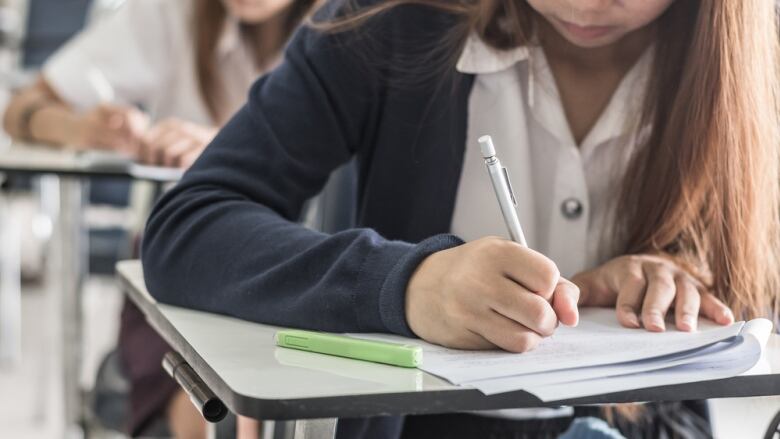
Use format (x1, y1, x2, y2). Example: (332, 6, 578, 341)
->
(117, 260, 780, 438)
(0, 143, 181, 438)
(0, 143, 183, 180)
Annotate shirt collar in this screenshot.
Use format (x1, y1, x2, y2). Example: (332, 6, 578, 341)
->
(217, 16, 243, 57)
(457, 31, 654, 156)
(456, 33, 530, 74)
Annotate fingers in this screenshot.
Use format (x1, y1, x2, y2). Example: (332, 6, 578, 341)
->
(140, 119, 212, 167)
(142, 124, 181, 165)
(179, 149, 202, 169)
(552, 278, 579, 326)
(699, 291, 734, 325)
(96, 104, 146, 135)
(488, 240, 559, 300)
(614, 262, 646, 329)
(90, 105, 147, 154)
(641, 263, 676, 331)
(444, 329, 495, 351)
(161, 138, 197, 167)
(674, 276, 701, 331)
(488, 277, 558, 337)
(472, 310, 543, 353)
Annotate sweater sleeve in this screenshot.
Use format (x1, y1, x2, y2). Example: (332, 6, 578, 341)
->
(141, 6, 463, 336)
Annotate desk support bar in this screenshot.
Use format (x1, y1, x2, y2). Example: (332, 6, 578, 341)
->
(46, 175, 87, 438)
(0, 192, 22, 365)
(163, 351, 228, 423)
(292, 418, 337, 439)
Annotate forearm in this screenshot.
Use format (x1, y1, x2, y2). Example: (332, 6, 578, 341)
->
(142, 187, 459, 335)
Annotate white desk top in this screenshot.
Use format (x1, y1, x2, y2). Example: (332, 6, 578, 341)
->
(119, 260, 455, 400)
(0, 143, 182, 181)
(117, 260, 780, 420)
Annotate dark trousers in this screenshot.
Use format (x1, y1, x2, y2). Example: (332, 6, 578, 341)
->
(117, 298, 178, 436)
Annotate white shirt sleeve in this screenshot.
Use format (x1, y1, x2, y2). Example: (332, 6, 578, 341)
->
(42, 0, 176, 111)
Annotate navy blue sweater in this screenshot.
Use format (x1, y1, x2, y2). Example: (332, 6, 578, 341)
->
(142, 2, 475, 437)
(143, 4, 473, 339)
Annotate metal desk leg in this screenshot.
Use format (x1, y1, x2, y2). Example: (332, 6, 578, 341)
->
(292, 419, 337, 439)
(47, 175, 87, 438)
(0, 192, 22, 365)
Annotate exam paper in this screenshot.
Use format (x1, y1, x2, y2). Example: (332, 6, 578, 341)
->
(468, 338, 736, 395)
(433, 311, 742, 384)
(403, 308, 743, 384)
(523, 318, 771, 401)
(352, 308, 767, 399)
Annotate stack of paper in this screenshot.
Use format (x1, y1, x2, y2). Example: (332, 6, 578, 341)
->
(357, 308, 772, 401)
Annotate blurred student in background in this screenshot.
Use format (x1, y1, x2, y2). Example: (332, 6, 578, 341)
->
(3, 0, 313, 168)
(3, 0, 315, 436)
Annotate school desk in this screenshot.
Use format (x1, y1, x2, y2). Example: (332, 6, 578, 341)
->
(117, 259, 780, 439)
(0, 142, 182, 437)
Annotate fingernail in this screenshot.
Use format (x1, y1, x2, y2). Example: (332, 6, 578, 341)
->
(720, 309, 734, 324)
(647, 313, 665, 331)
(681, 315, 696, 331)
(626, 313, 640, 328)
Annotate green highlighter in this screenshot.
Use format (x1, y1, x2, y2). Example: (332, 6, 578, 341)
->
(275, 329, 423, 368)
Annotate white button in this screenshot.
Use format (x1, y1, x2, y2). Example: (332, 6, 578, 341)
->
(561, 198, 584, 219)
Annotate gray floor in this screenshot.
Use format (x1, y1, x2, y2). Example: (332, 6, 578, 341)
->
(0, 274, 778, 438)
(0, 275, 123, 438)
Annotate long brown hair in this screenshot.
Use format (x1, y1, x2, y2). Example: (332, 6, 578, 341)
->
(194, 0, 317, 123)
(316, 0, 780, 322)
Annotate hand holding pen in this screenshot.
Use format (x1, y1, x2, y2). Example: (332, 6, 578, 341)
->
(403, 136, 579, 353)
(479, 134, 580, 319)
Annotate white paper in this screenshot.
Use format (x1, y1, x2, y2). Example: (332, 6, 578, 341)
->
(524, 325, 768, 401)
(351, 309, 770, 400)
(357, 308, 744, 384)
(469, 338, 736, 395)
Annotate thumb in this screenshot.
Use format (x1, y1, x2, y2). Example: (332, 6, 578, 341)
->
(552, 278, 579, 326)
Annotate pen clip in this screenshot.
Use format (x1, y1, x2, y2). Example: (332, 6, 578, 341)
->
(502, 167, 517, 206)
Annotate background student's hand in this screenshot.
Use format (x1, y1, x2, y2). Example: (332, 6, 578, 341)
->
(405, 237, 579, 353)
(71, 103, 149, 155)
(572, 254, 734, 332)
(140, 118, 217, 168)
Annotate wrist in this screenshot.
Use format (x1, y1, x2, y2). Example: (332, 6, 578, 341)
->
(18, 98, 50, 142)
(404, 251, 441, 337)
(377, 234, 463, 336)
(28, 104, 82, 147)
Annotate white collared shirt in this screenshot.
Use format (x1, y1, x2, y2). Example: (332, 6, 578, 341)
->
(43, 0, 261, 124)
(451, 35, 651, 420)
(451, 35, 650, 278)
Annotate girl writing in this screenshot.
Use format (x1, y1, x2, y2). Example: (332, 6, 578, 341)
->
(142, 0, 780, 436)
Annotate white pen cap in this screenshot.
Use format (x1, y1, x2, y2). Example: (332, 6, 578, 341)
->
(478, 135, 496, 158)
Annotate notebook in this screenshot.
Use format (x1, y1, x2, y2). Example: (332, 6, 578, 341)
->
(353, 308, 772, 401)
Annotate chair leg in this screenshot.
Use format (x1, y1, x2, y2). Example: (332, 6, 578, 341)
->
(765, 409, 780, 439)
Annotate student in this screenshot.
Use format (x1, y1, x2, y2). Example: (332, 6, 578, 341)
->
(3, 0, 315, 437)
(141, 0, 780, 437)
(3, 0, 312, 168)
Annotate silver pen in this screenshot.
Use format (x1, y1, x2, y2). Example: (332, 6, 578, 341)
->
(478, 135, 528, 247)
